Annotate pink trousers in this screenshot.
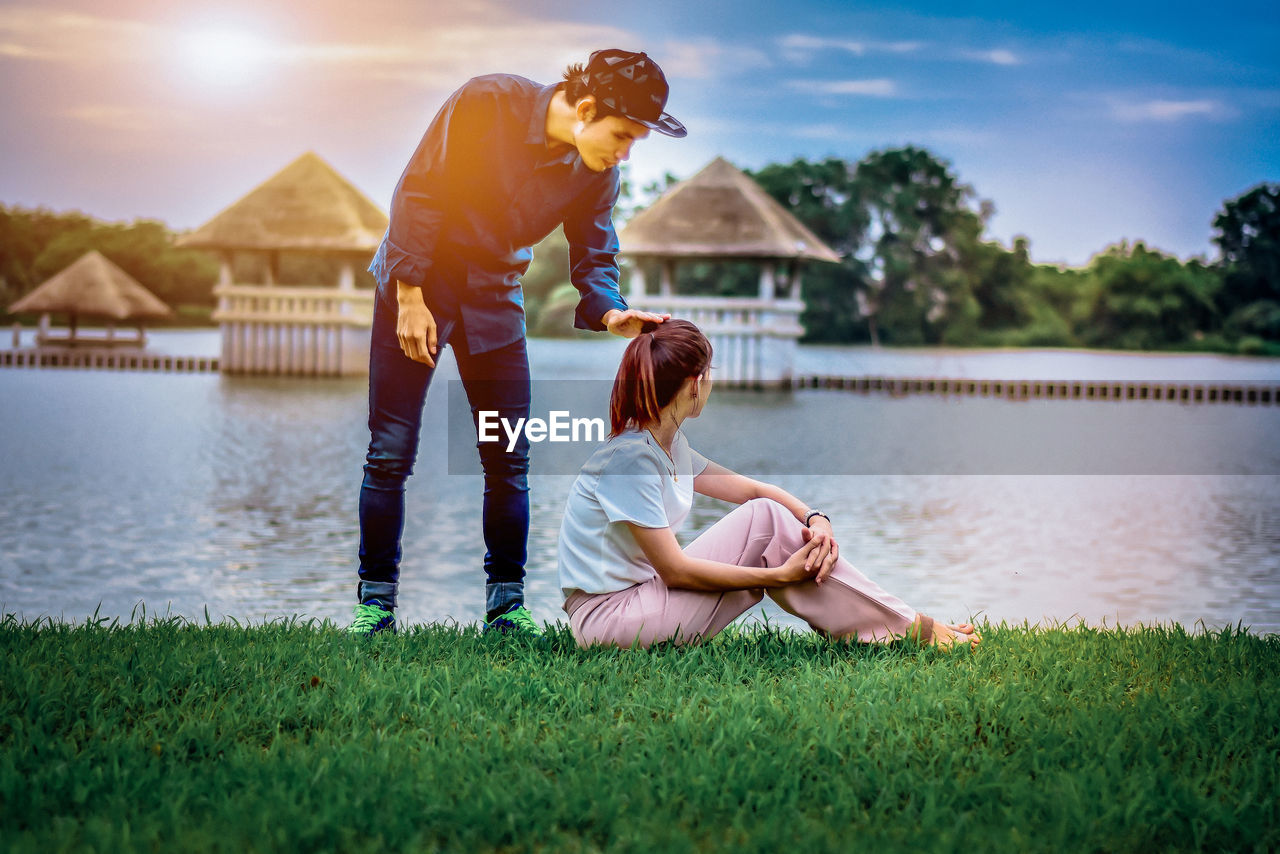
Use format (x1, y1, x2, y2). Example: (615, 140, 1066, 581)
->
(563, 498, 917, 649)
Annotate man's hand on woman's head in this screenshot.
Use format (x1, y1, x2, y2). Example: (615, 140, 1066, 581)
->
(603, 308, 671, 338)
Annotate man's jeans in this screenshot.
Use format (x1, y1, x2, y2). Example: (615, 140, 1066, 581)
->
(357, 293, 530, 617)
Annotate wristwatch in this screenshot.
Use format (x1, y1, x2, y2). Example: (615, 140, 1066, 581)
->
(804, 510, 830, 527)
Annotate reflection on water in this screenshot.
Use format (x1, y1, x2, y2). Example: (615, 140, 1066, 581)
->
(1, 334, 1278, 634)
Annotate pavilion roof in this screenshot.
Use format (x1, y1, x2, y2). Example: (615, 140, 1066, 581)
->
(175, 151, 388, 254)
(8, 251, 173, 320)
(620, 156, 841, 263)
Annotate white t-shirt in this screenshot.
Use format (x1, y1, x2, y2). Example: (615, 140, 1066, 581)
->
(557, 427, 710, 596)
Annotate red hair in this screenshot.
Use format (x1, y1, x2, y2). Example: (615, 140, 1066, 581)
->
(609, 319, 712, 437)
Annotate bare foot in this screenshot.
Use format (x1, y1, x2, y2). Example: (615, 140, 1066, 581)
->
(909, 615, 981, 649)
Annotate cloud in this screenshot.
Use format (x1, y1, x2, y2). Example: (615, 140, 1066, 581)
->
(654, 38, 772, 80)
(792, 78, 898, 97)
(958, 48, 1020, 66)
(913, 127, 999, 146)
(788, 123, 847, 140)
(782, 34, 867, 57)
(780, 33, 922, 63)
(1107, 98, 1227, 122)
(781, 31, 1025, 68)
(259, 22, 632, 90)
(61, 104, 198, 134)
(0, 42, 38, 58)
(0, 5, 631, 88)
(0, 7, 165, 63)
(779, 123, 996, 146)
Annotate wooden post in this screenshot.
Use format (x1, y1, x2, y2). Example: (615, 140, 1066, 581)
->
(629, 261, 647, 300)
(660, 260, 675, 297)
(758, 261, 776, 301)
(788, 261, 802, 301)
(339, 260, 355, 318)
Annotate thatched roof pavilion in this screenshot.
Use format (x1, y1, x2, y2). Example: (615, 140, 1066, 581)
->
(617, 158, 841, 386)
(178, 152, 384, 376)
(176, 151, 387, 255)
(9, 250, 172, 347)
(10, 250, 172, 319)
(622, 156, 841, 263)
(619, 157, 839, 301)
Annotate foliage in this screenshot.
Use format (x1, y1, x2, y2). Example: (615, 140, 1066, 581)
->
(1, 204, 219, 317)
(1081, 242, 1221, 350)
(958, 236, 1036, 340)
(850, 147, 988, 345)
(750, 150, 999, 346)
(5, 170, 1277, 353)
(646, 258, 758, 298)
(1, 617, 1277, 852)
(528, 282, 582, 338)
(1213, 183, 1280, 343)
(227, 253, 377, 290)
(0, 206, 94, 312)
(521, 225, 571, 333)
(744, 153, 1271, 354)
(751, 157, 869, 343)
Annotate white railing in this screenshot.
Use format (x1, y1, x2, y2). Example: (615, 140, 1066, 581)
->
(630, 295, 805, 386)
(212, 284, 374, 326)
(212, 284, 374, 376)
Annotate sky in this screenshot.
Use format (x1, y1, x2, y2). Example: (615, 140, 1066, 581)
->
(1, 0, 1277, 266)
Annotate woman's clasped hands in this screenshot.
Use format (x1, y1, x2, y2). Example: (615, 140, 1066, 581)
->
(778, 518, 839, 586)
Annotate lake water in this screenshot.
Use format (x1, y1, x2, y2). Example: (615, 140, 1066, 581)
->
(2, 331, 1279, 634)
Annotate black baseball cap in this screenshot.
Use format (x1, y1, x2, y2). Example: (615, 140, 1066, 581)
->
(585, 49, 687, 138)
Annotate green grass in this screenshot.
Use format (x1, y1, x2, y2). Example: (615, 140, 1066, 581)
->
(2, 617, 1277, 853)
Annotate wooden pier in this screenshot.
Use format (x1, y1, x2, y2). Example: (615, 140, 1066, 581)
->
(1, 348, 1274, 405)
(785, 375, 1278, 405)
(0, 349, 218, 372)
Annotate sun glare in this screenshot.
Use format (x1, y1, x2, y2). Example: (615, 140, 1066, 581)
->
(181, 27, 273, 86)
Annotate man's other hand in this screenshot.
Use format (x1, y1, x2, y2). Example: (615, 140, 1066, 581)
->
(396, 281, 438, 367)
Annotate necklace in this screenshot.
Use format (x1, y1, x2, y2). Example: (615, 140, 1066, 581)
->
(646, 429, 678, 481)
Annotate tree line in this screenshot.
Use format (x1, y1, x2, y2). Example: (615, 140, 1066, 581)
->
(0, 207, 219, 324)
(3, 148, 1278, 354)
(0, 208, 371, 325)
(743, 150, 1278, 355)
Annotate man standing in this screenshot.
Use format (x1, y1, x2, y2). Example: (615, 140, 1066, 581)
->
(349, 49, 685, 637)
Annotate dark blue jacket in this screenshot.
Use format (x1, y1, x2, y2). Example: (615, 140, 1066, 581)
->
(369, 74, 629, 354)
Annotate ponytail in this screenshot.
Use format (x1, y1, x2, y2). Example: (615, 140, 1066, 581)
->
(609, 319, 712, 437)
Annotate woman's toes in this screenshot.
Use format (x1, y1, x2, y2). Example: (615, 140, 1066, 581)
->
(939, 623, 981, 648)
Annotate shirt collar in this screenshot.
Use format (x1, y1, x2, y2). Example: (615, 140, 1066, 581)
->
(525, 83, 560, 146)
(527, 82, 581, 167)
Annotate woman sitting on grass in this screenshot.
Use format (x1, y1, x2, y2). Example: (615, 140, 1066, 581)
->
(557, 319, 981, 650)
